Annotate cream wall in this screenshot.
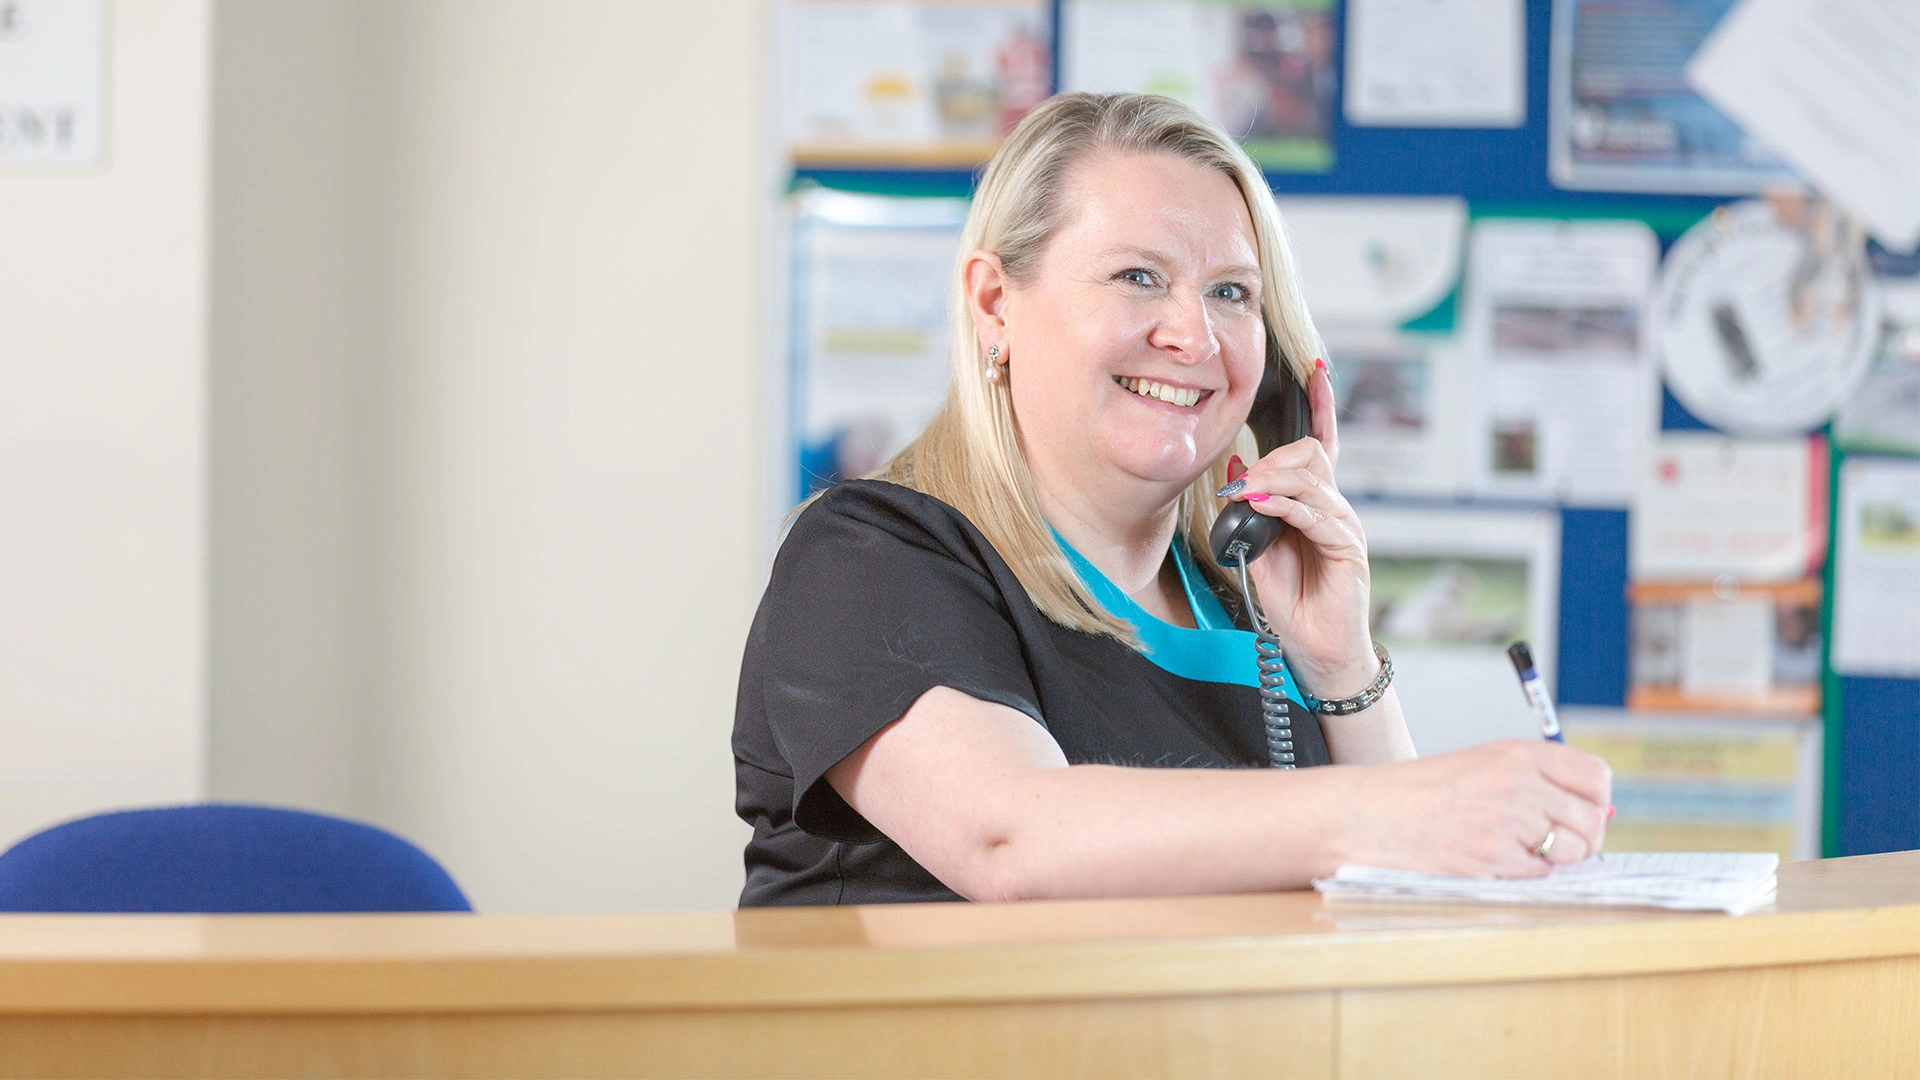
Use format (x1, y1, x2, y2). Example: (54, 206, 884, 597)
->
(349, 0, 764, 911)
(204, 0, 765, 911)
(0, 1, 211, 847)
(1, 0, 762, 909)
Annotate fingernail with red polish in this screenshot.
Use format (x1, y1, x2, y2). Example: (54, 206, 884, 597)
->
(1244, 492, 1270, 503)
(1227, 454, 1245, 481)
(1607, 804, 1616, 820)
(1315, 357, 1327, 373)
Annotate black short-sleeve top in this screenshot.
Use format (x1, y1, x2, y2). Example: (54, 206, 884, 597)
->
(732, 479, 1330, 906)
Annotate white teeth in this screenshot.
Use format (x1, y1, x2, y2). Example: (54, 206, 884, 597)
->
(1120, 377, 1202, 407)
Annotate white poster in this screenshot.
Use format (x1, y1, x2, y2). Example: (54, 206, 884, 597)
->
(1831, 456, 1920, 678)
(0, 0, 103, 166)
(1688, 0, 1920, 253)
(1630, 433, 1825, 583)
(1360, 505, 1561, 757)
(1344, 0, 1524, 128)
(1465, 219, 1660, 505)
(1652, 200, 1881, 437)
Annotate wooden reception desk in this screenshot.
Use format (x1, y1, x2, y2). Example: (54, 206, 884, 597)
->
(0, 851, 1916, 1078)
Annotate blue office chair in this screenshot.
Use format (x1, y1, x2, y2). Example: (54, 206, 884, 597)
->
(0, 803, 472, 913)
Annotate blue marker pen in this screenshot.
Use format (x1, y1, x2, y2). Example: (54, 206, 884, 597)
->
(1509, 640, 1615, 824)
(1506, 641, 1561, 742)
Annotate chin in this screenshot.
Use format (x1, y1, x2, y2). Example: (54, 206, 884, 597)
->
(1109, 438, 1210, 487)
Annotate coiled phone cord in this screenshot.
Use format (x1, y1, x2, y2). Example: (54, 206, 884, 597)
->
(1235, 558, 1296, 770)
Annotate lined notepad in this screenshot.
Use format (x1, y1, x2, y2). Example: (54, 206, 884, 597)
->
(1313, 852, 1780, 915)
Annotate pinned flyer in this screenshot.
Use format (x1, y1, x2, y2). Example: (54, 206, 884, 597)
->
(1627, 580, 1822, 716)
(1062, 0, 1337, 172)
(1344, 0, 1525, 129)
(1630, 433, 1827, 583)
(779, 1, 1051, 166)
(1464, 219, 1660, 505)
(1831, 457, 1920, 679)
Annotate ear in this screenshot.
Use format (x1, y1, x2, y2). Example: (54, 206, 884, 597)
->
(962, 250, 1010, 350)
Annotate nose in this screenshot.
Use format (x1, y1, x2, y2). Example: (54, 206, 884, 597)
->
(1149, 288, 1219, 366)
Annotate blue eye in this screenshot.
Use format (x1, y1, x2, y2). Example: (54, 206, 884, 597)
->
(1211, 282, 1252, 303)
(1118, 268, 1156, 287)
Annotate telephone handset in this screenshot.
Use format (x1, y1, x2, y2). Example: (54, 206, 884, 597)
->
(1207, 370, 1315, 769)
(1208, 370, 1312, 569)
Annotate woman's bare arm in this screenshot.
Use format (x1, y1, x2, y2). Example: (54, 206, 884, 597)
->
(826, 685, 1609, 903)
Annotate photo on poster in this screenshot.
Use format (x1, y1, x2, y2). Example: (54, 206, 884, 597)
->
(1371, 556, 1530, 648)
(1341, 354, 1427, 433)
(1491, 303, 1638, 359)
(1489, 420, 1536, 479)
(1357, 506, 1560, 757)
(1548, 0, 1799, 194)
(780, 0, 1052, 165)
(1062, 0, 1335, 171)
(1327, 331, 1466, 496)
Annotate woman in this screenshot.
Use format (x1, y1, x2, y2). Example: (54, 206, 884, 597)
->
(734, 93, 1610, 906)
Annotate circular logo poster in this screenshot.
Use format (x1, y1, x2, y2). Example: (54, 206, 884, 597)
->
(1651, 199, 1880, 435)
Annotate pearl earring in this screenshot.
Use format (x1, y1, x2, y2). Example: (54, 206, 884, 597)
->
(985, 344, 1002, 382)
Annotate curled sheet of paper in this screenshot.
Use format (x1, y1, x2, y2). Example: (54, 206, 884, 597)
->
(1688, 0, 1920, 252)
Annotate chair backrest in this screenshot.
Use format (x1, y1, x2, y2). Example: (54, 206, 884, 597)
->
(0, 804, 472, 913)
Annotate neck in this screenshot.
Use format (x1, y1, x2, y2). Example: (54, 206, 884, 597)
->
(1024, 445, 1187, 597)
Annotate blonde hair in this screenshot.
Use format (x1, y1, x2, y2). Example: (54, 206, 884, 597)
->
(875, 92, 1324, 645)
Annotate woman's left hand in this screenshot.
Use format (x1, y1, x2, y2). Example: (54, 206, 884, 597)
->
(1224, 360, 1377, 700)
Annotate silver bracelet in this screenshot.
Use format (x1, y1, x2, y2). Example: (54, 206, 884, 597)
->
(1308, 642, 1394, 716)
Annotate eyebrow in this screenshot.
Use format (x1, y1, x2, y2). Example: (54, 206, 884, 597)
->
(1096, 246, 1261, 280)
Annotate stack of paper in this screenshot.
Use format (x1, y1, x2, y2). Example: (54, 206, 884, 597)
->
(1314, 852, 1779, 915)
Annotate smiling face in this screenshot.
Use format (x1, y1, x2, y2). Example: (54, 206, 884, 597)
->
(999, 151, 1267, 496)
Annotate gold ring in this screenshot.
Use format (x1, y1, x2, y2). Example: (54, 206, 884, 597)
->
(1532, 828, 1557, 859)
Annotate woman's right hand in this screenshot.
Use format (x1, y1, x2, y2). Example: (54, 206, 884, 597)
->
(1330, 740, 1613, 877)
